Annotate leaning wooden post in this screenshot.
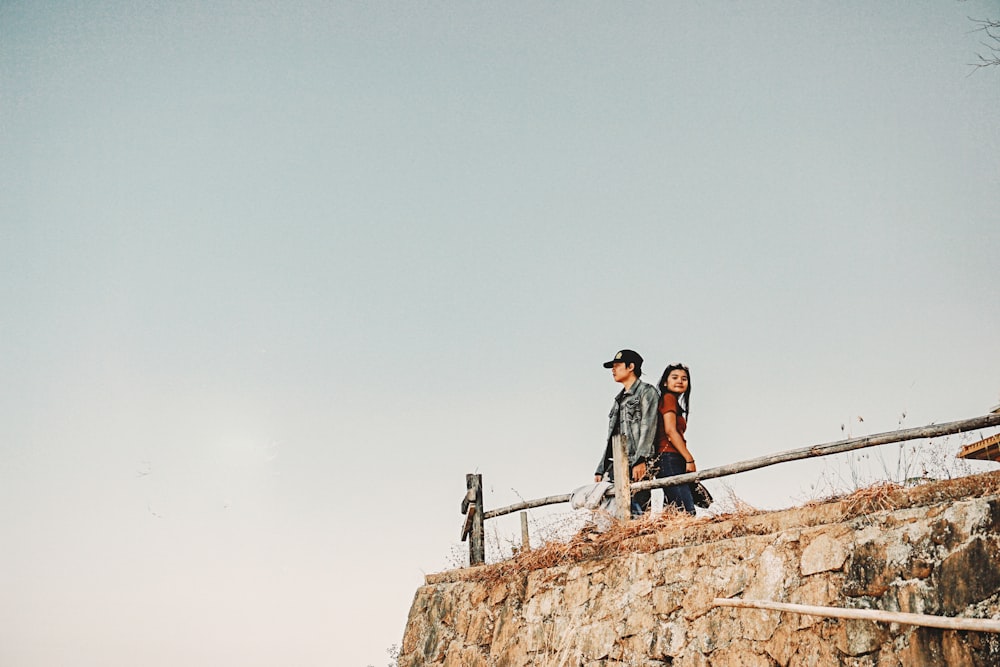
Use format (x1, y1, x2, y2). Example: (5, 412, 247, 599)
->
(611, 434, 632, 519)
(713, 598, 1000, 633)
(467, 474, 485, 565)
(520, 512, 530, 552)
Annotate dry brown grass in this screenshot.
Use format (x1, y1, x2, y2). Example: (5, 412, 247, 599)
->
(443, 471, 1000, 587)
(839, 480, 903, 517)
(462, 506, 745, 586)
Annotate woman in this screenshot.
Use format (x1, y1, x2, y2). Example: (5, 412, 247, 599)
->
(653, 363, 697, 515)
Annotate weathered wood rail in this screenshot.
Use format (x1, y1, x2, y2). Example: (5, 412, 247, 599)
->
(459, 413, 1000, 564)
(713, 598, 1000, 633)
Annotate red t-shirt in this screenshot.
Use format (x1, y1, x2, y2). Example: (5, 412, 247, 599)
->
(655, 393, 687, 454)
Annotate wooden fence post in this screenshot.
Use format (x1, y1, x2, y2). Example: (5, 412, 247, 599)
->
(520, 511, 530, 552)
(467, 474, 485, 565)
(611, 434, 632, 519)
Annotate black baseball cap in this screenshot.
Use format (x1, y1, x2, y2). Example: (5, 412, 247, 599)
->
(602, 349, 643, 369)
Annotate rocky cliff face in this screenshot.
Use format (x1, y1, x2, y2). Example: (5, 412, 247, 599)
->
(399, 472, 1000, 666)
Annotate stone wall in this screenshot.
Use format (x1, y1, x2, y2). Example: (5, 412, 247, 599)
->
(399, 472, 1000, 666)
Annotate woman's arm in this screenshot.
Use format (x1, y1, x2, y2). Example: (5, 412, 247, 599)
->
(662, 411, 696, 472)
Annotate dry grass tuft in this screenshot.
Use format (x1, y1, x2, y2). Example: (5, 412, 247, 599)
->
(840, 481, 903, 518)
(714, 484, 761, 517)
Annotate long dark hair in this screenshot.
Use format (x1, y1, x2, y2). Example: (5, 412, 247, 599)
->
(658, 363, 691, 418)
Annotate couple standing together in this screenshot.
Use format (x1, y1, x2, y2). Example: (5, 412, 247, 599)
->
(594, 349, 696, 517)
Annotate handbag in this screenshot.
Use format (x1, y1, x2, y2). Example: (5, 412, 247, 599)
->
(689, 481, 713, 509)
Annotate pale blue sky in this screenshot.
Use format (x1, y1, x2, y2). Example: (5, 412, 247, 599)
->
(2, 2, 998, 666)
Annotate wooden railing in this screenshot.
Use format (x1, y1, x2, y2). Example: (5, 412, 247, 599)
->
(459, 412, 1000, 565)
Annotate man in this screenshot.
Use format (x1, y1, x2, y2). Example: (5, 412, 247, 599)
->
(594, 349, 661, 516)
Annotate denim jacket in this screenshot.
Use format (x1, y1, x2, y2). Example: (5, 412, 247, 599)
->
(594, 379, 661, 478)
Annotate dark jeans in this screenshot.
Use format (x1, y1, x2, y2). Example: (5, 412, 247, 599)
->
(653, 452, 696, 515)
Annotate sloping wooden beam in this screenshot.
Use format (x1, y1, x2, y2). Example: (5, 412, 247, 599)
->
(714, 598, 1000, 633)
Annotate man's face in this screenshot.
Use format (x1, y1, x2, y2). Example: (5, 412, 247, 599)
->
(611, 361, 634, 383)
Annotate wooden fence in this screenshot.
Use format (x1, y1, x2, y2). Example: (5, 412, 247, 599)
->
(459, 412, 1000, 565)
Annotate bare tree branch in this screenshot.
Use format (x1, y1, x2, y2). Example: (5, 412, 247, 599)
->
(969, 17, 1000, 71)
